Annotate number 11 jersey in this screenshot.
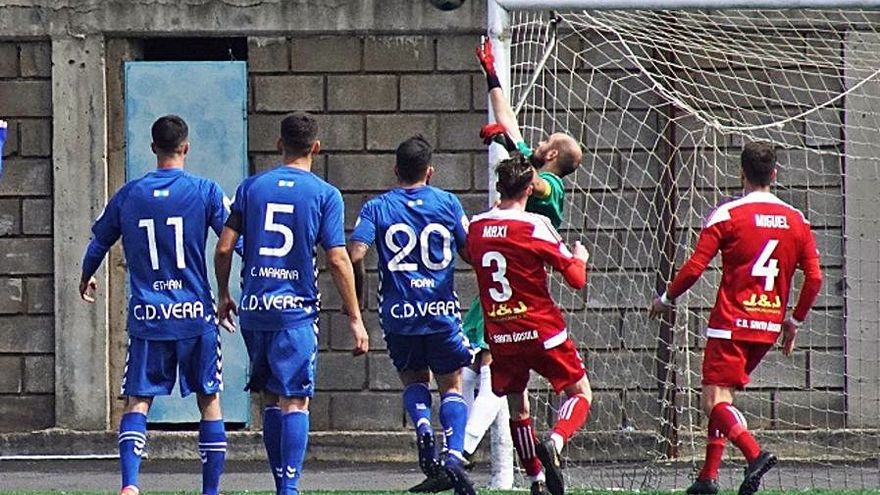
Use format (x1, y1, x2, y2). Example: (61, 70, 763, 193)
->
(229, 166, 345, 332)
(350, 186, 468, 336)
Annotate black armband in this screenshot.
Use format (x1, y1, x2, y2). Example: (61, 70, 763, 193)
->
(225, 210, 243, 232)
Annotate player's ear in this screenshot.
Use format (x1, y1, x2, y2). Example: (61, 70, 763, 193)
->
(311, 140, 321, 156)
(771, 168, 778, 184)
(546, 147, 559, 162)
(181, 142, 190, 156)
(150, 142, 158, 155)
(425, 166, 434, 183)
(276, 137, 284, 154)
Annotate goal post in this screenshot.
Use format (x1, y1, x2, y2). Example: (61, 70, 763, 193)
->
(487, 0, 880, 490)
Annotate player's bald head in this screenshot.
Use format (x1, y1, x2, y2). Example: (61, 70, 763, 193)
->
(531, 133, 582, 177)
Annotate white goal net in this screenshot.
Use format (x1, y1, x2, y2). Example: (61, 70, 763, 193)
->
(495, 2, 880, 490)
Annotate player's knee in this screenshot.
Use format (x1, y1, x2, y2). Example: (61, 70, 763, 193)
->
(280, 395, 309, 413)
(125, 396, 152, 414)
(197, 393, 222, 419)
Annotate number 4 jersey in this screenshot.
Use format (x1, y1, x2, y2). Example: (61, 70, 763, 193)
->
(666, 191, 823, 344)
(350, 186, 468, 336)
(82, 168, 232, 340)
(228, 166, 345, 331)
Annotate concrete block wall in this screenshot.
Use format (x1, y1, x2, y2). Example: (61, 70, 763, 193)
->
(247, 33, 488, 431)
(0, 40, 54, 432)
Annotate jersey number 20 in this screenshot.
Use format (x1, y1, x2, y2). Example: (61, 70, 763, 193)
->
(385, 223, 452, 272)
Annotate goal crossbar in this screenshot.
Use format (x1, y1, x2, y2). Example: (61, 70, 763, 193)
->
(495, 0, 880, 10)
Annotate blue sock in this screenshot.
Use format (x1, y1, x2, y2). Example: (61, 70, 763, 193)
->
(0, 123, 6, 178)
(403, 383, 433, 436)
(198, 419, 226, 495)
(263, 405, 283, 491)
(440, 392, 468, 466)
(118, 412, 147, 490)
(280, 410, 310, 495)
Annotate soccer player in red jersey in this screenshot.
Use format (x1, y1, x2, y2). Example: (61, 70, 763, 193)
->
(467, 154, 591, 495)
(649, 142, 823, 495)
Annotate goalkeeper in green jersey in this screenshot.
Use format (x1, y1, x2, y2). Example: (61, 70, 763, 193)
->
(458, 37, 583, 495)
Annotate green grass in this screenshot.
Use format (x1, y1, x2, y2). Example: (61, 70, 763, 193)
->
(2, 491, 880, 495)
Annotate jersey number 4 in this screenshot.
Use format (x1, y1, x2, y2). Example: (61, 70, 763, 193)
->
(753, 239, 780, 291)
(385, 223, 453, 272)
(139, 217, 185, 270)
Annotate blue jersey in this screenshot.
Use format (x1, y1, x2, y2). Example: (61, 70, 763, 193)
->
(82, 168, 231, 340)
(229, 166, 345, 331)
(350, 186, 468, 336)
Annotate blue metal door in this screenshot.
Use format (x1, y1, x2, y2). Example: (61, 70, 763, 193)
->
(124, 61, 249, 424)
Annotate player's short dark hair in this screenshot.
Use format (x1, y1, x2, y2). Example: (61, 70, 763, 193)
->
(280, 112, 319, 158)
(151, 115, 188, 154)
(396, 135, 433, 183)
(741, 141, 776, 187)
(496, 152, 535, 200)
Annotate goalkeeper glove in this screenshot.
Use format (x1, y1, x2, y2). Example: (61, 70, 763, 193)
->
(476, 36, 501, 91)
(480, 123, 516, 151)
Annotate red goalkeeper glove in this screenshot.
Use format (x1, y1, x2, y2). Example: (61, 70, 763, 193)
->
(476, 36, 501, 91)
(480, 123, 516, 151)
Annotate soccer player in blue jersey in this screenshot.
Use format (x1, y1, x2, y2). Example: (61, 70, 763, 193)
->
(214, 112, 369, 495)
(347, 135, 475, 495)
(0, 119, 8, 178)
(80, 115, 232, 495)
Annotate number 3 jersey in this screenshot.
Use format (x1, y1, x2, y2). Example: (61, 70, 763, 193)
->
(229, 166, 345, 331)
(467, 208, 584, 355)
(82, 168, 232, 340)
(350, 186, 468, 336)
(667, 191, 822, 344)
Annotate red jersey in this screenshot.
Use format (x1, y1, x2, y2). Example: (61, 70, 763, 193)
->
(667, 191, 823, 344)
(467, 208, 586, 355)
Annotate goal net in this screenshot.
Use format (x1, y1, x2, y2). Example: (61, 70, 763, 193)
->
(492, 1, 880, 490)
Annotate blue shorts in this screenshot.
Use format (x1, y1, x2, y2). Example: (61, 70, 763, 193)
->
(242, 324, 318, 398)
(122, 331, 222, 397)
(384, 330, 474, 375)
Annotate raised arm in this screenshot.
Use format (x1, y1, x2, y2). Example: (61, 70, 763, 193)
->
(476, 38, 526, 150)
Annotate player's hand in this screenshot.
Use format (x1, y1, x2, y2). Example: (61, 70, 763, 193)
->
(475, 36, 497, 76)
(217, 292, 238, 333)
(480, 123, 516, 151)
(350, 318, 369, 356)
(572, 241, 590, 264)
(79, 275, 98, 303)
(648, 296, 673, 320)
(781, 319, 798, 356)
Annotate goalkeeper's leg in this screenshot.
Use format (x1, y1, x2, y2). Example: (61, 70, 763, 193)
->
(488, 397, 514, 489)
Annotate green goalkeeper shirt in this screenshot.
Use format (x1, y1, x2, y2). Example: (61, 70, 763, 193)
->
(526, 170, 565, 228)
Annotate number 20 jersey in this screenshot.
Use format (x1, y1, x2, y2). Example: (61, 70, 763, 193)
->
(83, 169, 231, 340)
(667, 191, 821, 344)
(350, 186, 468, 336)
(230, 166, 345, 331)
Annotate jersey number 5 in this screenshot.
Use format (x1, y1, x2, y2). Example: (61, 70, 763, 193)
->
(481, 251, 512, 302)
(260, 203, 295, 257)
(753, 239, 780, 291)
(385, 223, 453, 272)
(139, 217, 185, 271)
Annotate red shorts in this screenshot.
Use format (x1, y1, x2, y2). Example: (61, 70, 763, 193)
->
(702, 338, 773, 390)
(490, 338, 586, 395)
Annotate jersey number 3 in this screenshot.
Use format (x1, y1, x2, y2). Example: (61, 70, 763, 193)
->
(753, 239, 780, 291)
(481, 251, 512, 302)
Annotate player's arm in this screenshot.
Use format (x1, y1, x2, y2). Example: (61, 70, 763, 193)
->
(209, 183, 244, 256)
(782, 228, 824, 356)
(531, 221, 589, 289)
(322, 191, 369, 356)
(648, 224, 722, 319)
(452, 200, 471, 265)
(80, 194, 123, 303)
(214, 223, 240, 333)
(346, 241, 369, 309)
(327, 246, 369, 356)
(476, 38, 528, 155)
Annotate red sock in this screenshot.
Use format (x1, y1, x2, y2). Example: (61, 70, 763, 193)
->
(551, 394, 591, 443)
(510, 417, 542, 477)
(710, 402, 761, 463)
